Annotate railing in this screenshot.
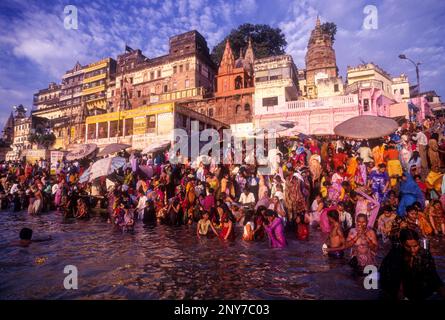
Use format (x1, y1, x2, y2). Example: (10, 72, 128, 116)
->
(285, 94, 358, 110)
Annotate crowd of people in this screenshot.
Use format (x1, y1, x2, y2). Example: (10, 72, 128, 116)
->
(2, 117, 445, 300)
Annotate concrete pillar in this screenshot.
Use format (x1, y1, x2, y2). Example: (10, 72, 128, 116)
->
(95, 123, 99, 140)
(107, 121, 111, 139)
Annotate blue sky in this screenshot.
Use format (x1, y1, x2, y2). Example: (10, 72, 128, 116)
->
(1, 0, 444, 130)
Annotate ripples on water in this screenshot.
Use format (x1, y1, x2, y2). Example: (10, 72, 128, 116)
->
(0, 210, 444, 300)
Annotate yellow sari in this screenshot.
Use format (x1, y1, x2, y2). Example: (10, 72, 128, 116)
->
(346, 157, 358, 188)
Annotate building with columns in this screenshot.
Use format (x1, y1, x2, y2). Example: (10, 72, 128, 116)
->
(109, 31, 215, 114)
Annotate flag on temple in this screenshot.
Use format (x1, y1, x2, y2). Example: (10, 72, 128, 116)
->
(125, 45, 134, 52)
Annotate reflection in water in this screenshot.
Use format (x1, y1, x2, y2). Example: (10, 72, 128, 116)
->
(0, 211, 444, 299)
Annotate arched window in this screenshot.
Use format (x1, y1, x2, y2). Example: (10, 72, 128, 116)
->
(235, 76, 243, 89)
(244, 103, 250, 111)
(208, 108, 214, 118)
(236, 105, 241, 113)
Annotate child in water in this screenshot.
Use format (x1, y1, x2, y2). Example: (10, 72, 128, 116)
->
(377, 206, 397, 243)
(324, 210, 345, 258)
(295, 211, 310, 240)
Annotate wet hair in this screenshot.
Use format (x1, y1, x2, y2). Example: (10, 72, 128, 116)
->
(431, 133, 439, 141)
(243, 210, 254, 226)
(256, 205, 267, 215)
(265, 209, 277, 217)
(399, 229, 419, 244)
(380, 205, 394, 214)
(19, 228, 33, 240)
(327, 210, 339, 222)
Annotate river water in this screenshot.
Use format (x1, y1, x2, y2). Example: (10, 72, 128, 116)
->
(1, 210, 444, 300)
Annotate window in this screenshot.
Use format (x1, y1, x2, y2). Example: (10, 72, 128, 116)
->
(400, 88, 405, 95)
(157, 70, 161, 78)
(235, 76, 243, 89)
(186, 63, 190, 71)
(173, 82, 177, 91)
(146, 115, 156, 133)
(98, 122, 107, 139)
(394, 89, 397, 94)
(236, 105, 241, 113)
(208, 108, 214, 117)
(244, 103, 250, 111)
(150, 72, 154, 80)
(270, 68, 285, 81)
(334, 84, 339, 92)
(262, 97, 278, 107)
(173, 66, 177, 74)
(163, 85, 168, 93)
(179, 65, 183, 73)
(185, 79, 190, 88)
(137, 90, 141, 98)
(124, 118, 133, 136)
(363, 98, 370, 111)
(129, 78, 133, 84)
(142, 100, 146, 105)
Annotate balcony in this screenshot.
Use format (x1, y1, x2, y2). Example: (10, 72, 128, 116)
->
(255, 94, 359, 116)
(345, 80, 383, 94)
(82, 84, 106, 96)
(82, 72, 107, 84)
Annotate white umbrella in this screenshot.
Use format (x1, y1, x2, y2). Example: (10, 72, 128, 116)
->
(88, 157, 126, 182)
(66, 144, 97, 161)
(142, 140, 171, 154)
(334, 115, 398, 139)
(97, 143, 131, 157)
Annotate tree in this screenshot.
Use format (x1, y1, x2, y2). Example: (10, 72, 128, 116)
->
(211, 23, 287, 66)
(321, 22, 337, 43)
(28, 132, 56, 149)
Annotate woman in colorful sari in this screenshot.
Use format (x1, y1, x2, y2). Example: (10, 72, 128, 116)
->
(368, 163, 390, 203)
(346, 156, 359, 188)
(355, 157, 367, 187)
(428, 133, 442, 172)
(372, 144, 385, 166)
(264, 209, 287, 248)
(309, 154, 322, 186)
(384, 142, 403, 187)
(397, 172, 425, 217)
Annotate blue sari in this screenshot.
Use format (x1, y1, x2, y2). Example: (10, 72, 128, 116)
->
(397, 173, 425, 216)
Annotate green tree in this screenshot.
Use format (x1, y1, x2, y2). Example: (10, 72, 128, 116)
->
(211, 23, 287, 66)
(321, 22, 337, 43)
(28, 132, 56, 149)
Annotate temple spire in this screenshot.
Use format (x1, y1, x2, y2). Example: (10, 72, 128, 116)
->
(316, 15, 321, 28)
(218, 39, 235, 74)
(244, 37, 255, 65)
